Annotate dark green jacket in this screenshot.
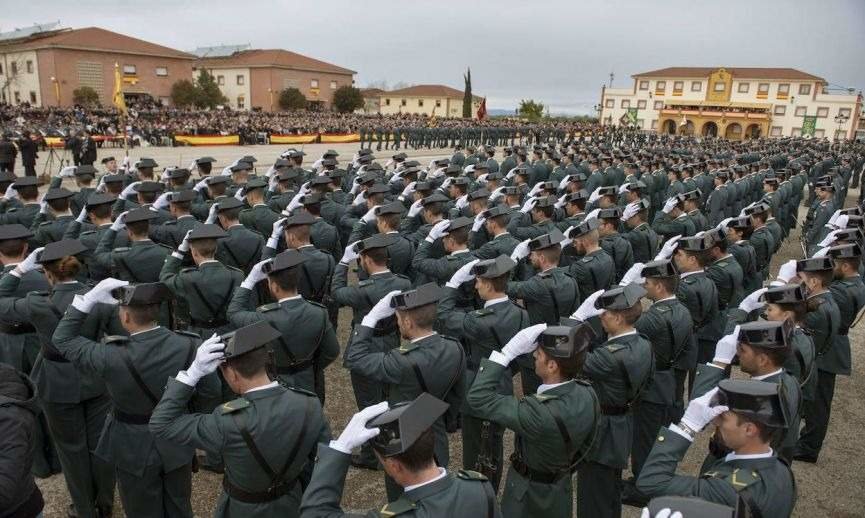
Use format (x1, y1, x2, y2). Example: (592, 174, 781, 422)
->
(94, 231, 171, 282)
(826, 276, 865, 375)
(216, 224, 265, 274)
(160, 256, 244, 333)
(635, 298, 693, 404)
(507, 267, 580, 325)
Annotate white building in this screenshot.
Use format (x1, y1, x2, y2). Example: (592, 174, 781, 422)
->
(599, 67, 862, 140)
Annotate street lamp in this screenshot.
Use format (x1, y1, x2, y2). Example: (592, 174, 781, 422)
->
(268, 88, 273, 111)
(50, 76, 60, 106)
(834, 112, 849, 143)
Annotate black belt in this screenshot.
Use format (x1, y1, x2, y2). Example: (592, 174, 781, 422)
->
(0, 322, 36, 334)
(509, 453, 565, 484)
(222, 476, 294, 504)
(274, 359, 314, 375)
(190, 317, 229, 329)
(600, 404, 629, 416)
(114, 409, 152, 425)
(40, 346, 70, 363)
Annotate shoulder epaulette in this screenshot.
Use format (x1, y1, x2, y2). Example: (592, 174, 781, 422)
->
(307, 299, 327, 310)
(358, 279, 375, 287)
(101, 335, 129, 345)
(220, 398, 250, 414)
(473, 308, 494, 317)
(28, 290, 50, 297)
(580, 256, 593, 263)
(6, 208, 16, 212)
(113, 247, 130, 253)
(181, 266, 198, 273)
(398, 342, 421, 354)
(157, 243, 172, 250)
(257, 302, 281, 313)
(286, 386, 318, 398)
(39, 221, 53, 227)
(379, 497, 416, 517)
(532, 392, 560, 402)
(164, 220, 177, 226)
(605, 343, 626, 353)
(175, 330, 201, 339)
(226, 265, 244, 274)
(80, 230, 97, 236)
(457, 469, 488, 481)
(706, 468, 762, 492)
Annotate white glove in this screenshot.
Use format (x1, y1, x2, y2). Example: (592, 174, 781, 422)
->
(177, 229, 193, 253)
(341, 241, 361, 265)
(183, 334, 226, 385)
(558, 175, 572, 191)
(489, 186, 506, 201)
(716, 217, 733, 231)
(619, 262, 645, 286)
(529, 182, 545, 197)
(426, 219, 451, 243)
(519, 196, 537, 214)
(738, 287, 768, 312)
(505, 167, 517, 180)
(828, 214, 848, 230)
(475, 173, 488, 184)
(39, 201, 49, 215)
(827, 209, 841, 227)
(329, 401, 390, 454)
(361, 290, 400, 328)
(205, 203, 219, 224)
(153, 192, 171, 210)
(160, 167, 173, 182)
(776, 259, 798, 283)
(654, 235, 682, 260)
(455, 194, 469, 210)
(713, 325, 740, 365)
(554, 194, 567, 209)
(499, 323, 547, 365)
(361, 206, 379, 223)
(286, 190, 305, 213)
(618, 183, 630, 195)
(584, 208, 601, 222)
(440, 177, 454, 190)
(241, 259, 270, 290)
(120, 181, 140, 198)
(446, 259, 479, 289)
(233, 188, 245, 201)
(59, 166, 77, 178)
(510, 239, 531, 261)
(73, 278, 129, 312)
(76, 205, 88, 223)
(621, 202, 640, 221)
(818, 229, 840, 248)
(349, 179, 362, 196)
(588, 187, 603, 203)
(110, 211, 128, 232)
(662, 197, 678, 214)
(813, 246, 830, 258)
(352, 190, 368, 207)
(267, 217, 287, 249)
(3, 184, 17, 200)
(681, 387, 728, 432)
(472, 214, 486, 232)
(13, 247, 44, 276)
(401, 181, 416, 198)
(388, 171, 403, 184)
(407, 199, 423, 218)
(640, 507, 683, 518)
(571, 289, 606, 321)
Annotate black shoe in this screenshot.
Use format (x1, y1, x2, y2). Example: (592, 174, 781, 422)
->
(792, 450, 818, 464)
(350, 453, 380, 471)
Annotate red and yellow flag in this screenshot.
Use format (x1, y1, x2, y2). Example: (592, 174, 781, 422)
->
(113, 62, 127, 115)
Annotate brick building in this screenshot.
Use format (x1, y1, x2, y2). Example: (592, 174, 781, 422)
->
(194, 48, 356, 111)
(0, 25, 195, 107)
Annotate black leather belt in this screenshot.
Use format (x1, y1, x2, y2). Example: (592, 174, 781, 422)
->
(40, 347, 70, 363)
(274, 359, 314, 375)
(190, 317, 229, 329)
(113, 409, 152, 425)
(222, 476, 294, 503)
(0, 322, 36, 334)
(600, 404, 629, 416)
(509, 453, 565, 484)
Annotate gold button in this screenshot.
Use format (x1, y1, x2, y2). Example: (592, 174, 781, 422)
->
(658, 435, 665, 442)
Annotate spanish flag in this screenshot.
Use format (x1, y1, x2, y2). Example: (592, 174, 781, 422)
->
(113, 62, 127, 115)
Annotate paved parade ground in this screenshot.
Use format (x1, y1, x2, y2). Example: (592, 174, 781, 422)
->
(28, 145, 865, 517)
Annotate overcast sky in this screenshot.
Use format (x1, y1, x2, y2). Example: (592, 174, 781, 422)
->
(4, 0, 864, 114)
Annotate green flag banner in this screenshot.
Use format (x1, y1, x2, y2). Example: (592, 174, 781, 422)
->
(802, 115, 817, 136)
(627, 108, 638, 125)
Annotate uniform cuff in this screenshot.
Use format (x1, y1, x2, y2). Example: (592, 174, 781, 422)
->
(328, 440, 352, 455)
(668, 424, 694, 442)
(71, 294, 94, 313)
(488, 350, 511, 367)
(175, 370, 197, 387)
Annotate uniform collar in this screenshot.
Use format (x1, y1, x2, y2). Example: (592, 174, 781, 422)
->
(752, 368, 784, 381)
(680, 269, 704, 279)
(131, 326, 161, 337)
(538, 380, 572, 394)
(403, 468, 447, 493)
(724, 448, 773, 463)
(279, 295, 302, 303)
(410, 332, 437, 344)
(608, 330, 637, 340)
(484, 296, 509, 308)
(244, 381, 279, 394)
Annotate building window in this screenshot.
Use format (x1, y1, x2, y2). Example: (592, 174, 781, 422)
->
(29, 91, 37, 103)
(637, 99, 647, 109)
(310, 79, 319, 89)
(26, 60, 34, 74)
(236, 75, 244, 85)
(655, 81, 666, 92)
(794, 106, 807, 117)
(605, 99, 614, 108)
(385, 98, 391, 106)
(636, 119, 644, 128)
(0, 63, 3, 74)
(654, 100, 663, 110)
(10, 62, 18, 75)
(757, 83, 769, 98)
(122, 64, 136, 75)
(673, 81, 684, 91)
(621, 99, 630, 108)
(418, 99, 424, 107)
(737, 82, 750, 93)
(330, 80, 337, 89)
(798, 84, 811, 95)
(435, 99, 441, 108)
(838, 107, 852, 118)
(13, 91, 20, 103)
(770, 126, 782, 137)
(774, 105, 786, 116)
(814, 129, 825, 138)
(155, 67, 168, 77)
(639, 80, 649, 90)
(691, 81, 702, 92)
(651, 119, 658, 129)
(791, 127, 802, 137)
(816, 107, 829, 118)
(777, 83, 790, 98)
(713, 81, 726, 92)
(236, 96, 245, 109)
(401, 99, 406, 106)
(217, 75, 224, 86)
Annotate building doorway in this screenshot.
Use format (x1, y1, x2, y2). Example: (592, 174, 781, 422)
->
(680, 120, 695, 136)
(702, 121, 719, 137)
(745, 124, 762, 139)
(725, 123, 742, 140)
(661, 119, 677, 135)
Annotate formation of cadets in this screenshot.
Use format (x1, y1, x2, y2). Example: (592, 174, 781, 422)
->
(0, 133, 864, 518)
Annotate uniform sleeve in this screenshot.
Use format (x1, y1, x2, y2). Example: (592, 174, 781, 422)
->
(435, 286, 472, 338)
(329, 263, 362, 308)
(691, 364, 727, 399)
(149, 377, 226, 453)
(93, 227, 118, 270)
(299, 443, 368, 518)
(62, 220, 83, 239)
(316, 314, 340, 372)
(0, 274, 33, 324)
(466, 359, 546, 437)
(342, 326, 404, 384)
(226, 286, 264, 328)
(506, 277, 544, 304)
(52, 306, 109, 375)
(411, 240, 448, 281)
(158, 254, 186, 295)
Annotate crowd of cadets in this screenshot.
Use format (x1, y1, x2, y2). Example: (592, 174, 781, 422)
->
(0, 132, 864, 518)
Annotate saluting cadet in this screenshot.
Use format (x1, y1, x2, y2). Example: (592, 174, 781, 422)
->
(31, 188, 76, 246)
(682, 190, 708, 233)
(567, 218, 614, 300)
(744, 203, 776, 282)
(704, 227, 745, 337)
(0, 176, 42, 228)
(471, 204, 520, 260)
(150, 321, 330, 518)
(264, 212, 335, 306)
(343, 283, 466, 500)
(150, 190, 201, 250)
(62, 193, 125, 282)
(54, 281, 221, 518)
(705, 170, 729, 228)
(330, 233, 412, 469)
(507, 195, 559, 241)
(725, 216, 761, 292)
(207, 198, 265, 274)
(653, 194, 696, 240)
(621, 200, 660, 264)
(636, 379, 796, 518)
(597, 206, 635, 284)
(94, 208, 171, 284)
(412, 217, 478, 309)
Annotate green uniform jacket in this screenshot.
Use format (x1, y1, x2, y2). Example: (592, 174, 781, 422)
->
(240, 204, 280, 237)
(0, 265, 47, 371)
(0, 203, 40, 228)
(150, 379, 330, 518)
(227, 287, 339, 392)
(636, 427, 795, 518)
(785, 327, 816, 402)
(94, 231, 171, 282)
(599, 233, 634, 283)
(216, 224, 265, 274)
(160, 256, 244, 333)
(729, 240, 760, 293)
(567, 249, 614, 296)
(623, 223, 660, 264)
(677, 271, 718, 363)
(150, 215, 200, 249)
(263, 244, 334, 303)
(300, 443, 501, 518)
(63, 221, 129, 282)
(803, 291, 841, 374)
(749, 227, 775, 280)
(635, 299, 693, 405)
(472, 232, 519, 260)
(826, 276, 865, 375)
(507, 267, 580, 325)
(412, 244, 476, 307)
(467, 359, 597, 517)
(53, 308, 220, 477)
(583, 332, 654, 468)
(705, 255, 745, 343)
(31, 214, 75, 246)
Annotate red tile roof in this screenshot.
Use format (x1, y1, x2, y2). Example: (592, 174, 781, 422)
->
(0, 27, 195, 59)
(386, 84, 466, 98)
(199, 49, 355, 75)
(634, 67, 825, 82)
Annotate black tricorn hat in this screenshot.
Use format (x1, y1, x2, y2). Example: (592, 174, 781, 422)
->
(187, 224, 227, 241)
(134, 181, 164, 193)
(737, 319, 792, 349)
(471, 254, 517, 278)
(711, 378, 789, 428)
(796, 256, 834, 273)
(36, 239, 88, 263)
(262, 249, 308, 275)
(222, 320, 282, 359)
(642, 259, 678, 278)
(761, 283, 806, 305)
(827, 243, 862, 258)
(111, 282, 171, 306)
(0, 224, 33, 242)
(596, 283, 646, 310)
(677, 233, 714, 252)
(375, 202, 405, 216)
(539, 322, 594, 360)
(528, 228, 565, 251)
(166, 190, 197, 203)
(727, 216, 752, 230)
(390, 282, 443, 310)
(85, 193, 117, 207)
(124, 208, 160, 223)
(43, 187, 75, 201)
(597, 206, 624, 220)
(214, 198, 244, 212)
(354, 233, 397, 254)
(481, 204, 510, 219)
(365, 392, 449, 457)
(567, 217, 600, 239)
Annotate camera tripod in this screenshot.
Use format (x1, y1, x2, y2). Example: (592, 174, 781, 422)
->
(42, 146, 68, 177)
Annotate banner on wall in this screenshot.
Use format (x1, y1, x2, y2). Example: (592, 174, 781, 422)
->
(270, 134, 318, 145)
(320, 133, 361, 144)
(801, 116, 817, 137)
(174, 134, 240, 146)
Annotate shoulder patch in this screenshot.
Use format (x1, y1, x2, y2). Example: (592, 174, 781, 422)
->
(6, 208, 17, 212)
(656, 305, 670, 313)
(101, 335, 130, 345)
(379, 498, 416, 517)
(175, 330, 201, 339)
(581, 256, 593, 263)
(257, 302, 281, 313)
(286, 386, 318, 398)
(457, 469, 489, 481)
(164, 220, 177, 226)
(28, 290, 50, 297)
(532, 392, 560, 402)
(113, 247, 130, 253)
(220, 398, 250, 414)
(398, 342, 421, 354)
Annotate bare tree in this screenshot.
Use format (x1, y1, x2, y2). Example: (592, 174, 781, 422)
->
(0, 55, 29, 104)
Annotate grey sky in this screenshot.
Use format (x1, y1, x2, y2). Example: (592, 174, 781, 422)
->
(4, 0, 864, 114)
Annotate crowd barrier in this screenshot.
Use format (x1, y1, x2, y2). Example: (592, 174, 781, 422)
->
(173, 133, 363, 146)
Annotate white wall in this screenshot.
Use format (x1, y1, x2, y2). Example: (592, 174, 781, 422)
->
(0, 50, 41, 106)
(206, 67, 251, 110)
